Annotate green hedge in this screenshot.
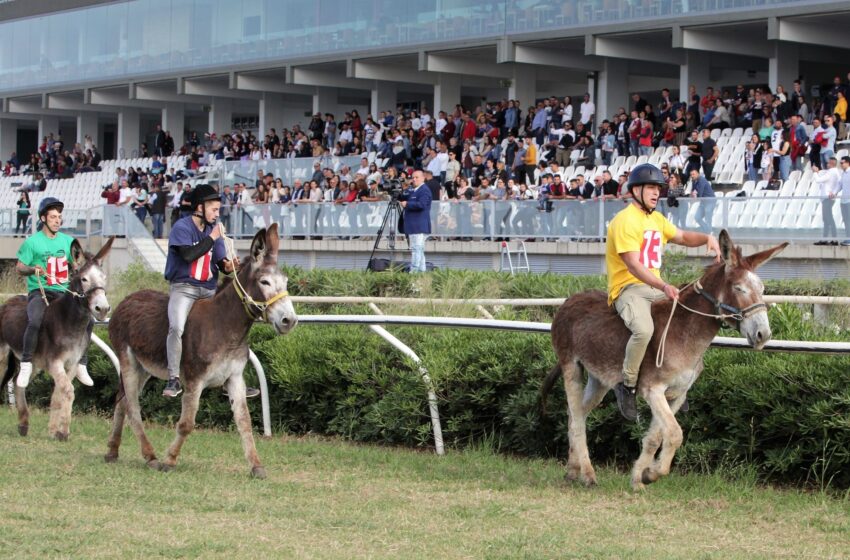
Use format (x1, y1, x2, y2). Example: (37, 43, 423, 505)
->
(16, 266, 850, 490)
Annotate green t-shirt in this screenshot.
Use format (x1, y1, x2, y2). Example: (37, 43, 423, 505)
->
(16, 231, 75, 293)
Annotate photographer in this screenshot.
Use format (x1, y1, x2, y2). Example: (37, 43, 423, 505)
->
(400, 170, 432, 273)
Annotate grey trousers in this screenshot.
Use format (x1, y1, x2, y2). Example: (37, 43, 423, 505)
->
(166, 282, 216, 379)
(822, 198, 837, 239)
(842, 203, 850, 240)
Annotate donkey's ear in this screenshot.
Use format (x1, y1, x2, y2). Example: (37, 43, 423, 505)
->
(718, 229, 739, 269)
(250, 227, 268, 261)
(70, 239, 86, 270)
(264, 223, 280, 262)
(93, 236, 115, 264)
(745, 241, 789, 270)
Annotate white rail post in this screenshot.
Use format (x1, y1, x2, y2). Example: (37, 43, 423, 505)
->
(367, 303, 445, 456)
(248, 349, 272, 438)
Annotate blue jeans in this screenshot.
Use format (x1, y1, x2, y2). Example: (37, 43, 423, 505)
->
(695, 199, 716, 233)
(151, 213, 164, 238)
(408, 233, 427, 273)
(778, 156, 791, 181)
(821, 149, 835, 168)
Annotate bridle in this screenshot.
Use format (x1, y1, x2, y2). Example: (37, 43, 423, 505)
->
(692, 279, 767, 329)
(35, 268, 106, 307)
(656, 277, 768, 367)
(229, 271, 289, 322)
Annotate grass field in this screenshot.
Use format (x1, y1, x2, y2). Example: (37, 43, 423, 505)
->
(0, 408, 848, 559)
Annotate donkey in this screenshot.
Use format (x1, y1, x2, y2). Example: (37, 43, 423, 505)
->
(105, 224, 297, 478)
(541, 230, 787, 490)
(0, 237, 114, 440)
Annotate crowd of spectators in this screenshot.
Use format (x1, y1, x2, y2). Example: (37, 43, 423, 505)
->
(4, 132, 103, 181)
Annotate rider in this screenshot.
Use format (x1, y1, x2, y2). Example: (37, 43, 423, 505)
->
(162, 184, 257, 399)
(15, 197, 95, 388)
(607, 163, 720, 421)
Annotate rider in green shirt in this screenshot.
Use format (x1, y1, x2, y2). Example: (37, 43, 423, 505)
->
(15, 197, 94, 388)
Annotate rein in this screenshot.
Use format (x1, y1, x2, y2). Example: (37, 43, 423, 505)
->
(34, 270, 104, 306)
(655, 278, 767, 367)
(218, 223, 289, 322)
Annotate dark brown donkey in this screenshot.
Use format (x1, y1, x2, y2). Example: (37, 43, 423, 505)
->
(106, 224, 297, 478)
(0, 238, 114, 439)
(542, 230, 786, 490)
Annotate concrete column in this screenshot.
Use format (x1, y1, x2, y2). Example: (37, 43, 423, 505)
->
(117, 108, 140, 158)
(37, 115, 60, 147)
(433, 73, 461, 114)
(161, 103, 185, 148)
(0, 118, 18, 160)
(679, 50, 711, 105)
(597, 57, 628, 123)
(312, 87, 336, 116)
(76, 112, 98, 146)
(769, 42, 799, 94)
(509, 65, 537, 109)
(370, 81, 397, 118)
(258, 93, 286, 137)
(208, 97, 233, 135)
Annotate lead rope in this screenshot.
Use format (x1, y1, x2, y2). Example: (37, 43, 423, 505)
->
(34, 270, 86, 306)
(218, 222, 261, 319)
(655, 280, 745, 368)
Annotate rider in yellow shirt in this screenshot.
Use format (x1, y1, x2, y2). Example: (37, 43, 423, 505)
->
(606, 164, 720, 421)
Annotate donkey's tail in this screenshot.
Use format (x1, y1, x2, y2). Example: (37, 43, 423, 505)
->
(540, 363, 562, 415)
(1, 351, 17, 389)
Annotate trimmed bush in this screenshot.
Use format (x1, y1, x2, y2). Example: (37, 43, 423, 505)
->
(13, 267, 850, 489)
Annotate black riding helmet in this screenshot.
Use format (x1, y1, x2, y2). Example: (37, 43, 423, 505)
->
(36, 197, 64, 231)
(626, 163, 666, 214)
(190, 184, 221, 226)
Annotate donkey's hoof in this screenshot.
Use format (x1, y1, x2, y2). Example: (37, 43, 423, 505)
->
(631, 480, 646, 492)
(52, 432, 69, 442)
(641, 468, 660, 485)
(146, 459, 161, 471)
(251, 466, 267, 480)
(104, 454, 119, 463)
(158, 463, 174, 473)
(17, 425, 28, 437)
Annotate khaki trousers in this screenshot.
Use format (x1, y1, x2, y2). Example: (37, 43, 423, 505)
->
(614, 283, 665, 387)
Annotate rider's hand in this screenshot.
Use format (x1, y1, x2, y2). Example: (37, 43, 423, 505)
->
(662, 283, 680, 300)
(33, 265, 46, 277)
(706, 234, 722, 263)
(210, 224, 222, 240)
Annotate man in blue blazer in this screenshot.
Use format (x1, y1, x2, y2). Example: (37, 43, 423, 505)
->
(400, 169, 432, 273)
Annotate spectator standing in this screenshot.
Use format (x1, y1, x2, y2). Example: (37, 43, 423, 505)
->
(812, 158, 841, 245)
(820, 116, 837, 167)
(149, 182, 167, 239)
(579, 93, 595, 131)
(400, 169, 432, 273)
(839, 157, 850, 246)
(15, 192, 30, 237)
(101, 181, 120, 205)
(699, 129, 719, 179)
(689, 168, 716, 233)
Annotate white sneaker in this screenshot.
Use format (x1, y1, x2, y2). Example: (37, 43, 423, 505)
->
(17, 362, 33, 388)
(76, 364, 94, 387)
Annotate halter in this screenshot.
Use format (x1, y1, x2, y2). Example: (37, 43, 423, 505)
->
(227, 271, 289, 322)
(35, 271, 105, 306)
(692, 279, 767, 329)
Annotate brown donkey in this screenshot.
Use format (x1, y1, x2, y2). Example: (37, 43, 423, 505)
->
(105, 224, 297, 478)
(542, 230, 787, 490)
(0, 237, 114, 439)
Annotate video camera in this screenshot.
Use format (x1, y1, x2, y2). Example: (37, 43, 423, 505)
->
(380, 179, 407, 202)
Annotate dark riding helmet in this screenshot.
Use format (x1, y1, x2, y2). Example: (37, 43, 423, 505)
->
(626, 164, 666, 215)
(38, 197, 64, 218)
(190, 184, 220, 208)
(626, 163, 666, 193)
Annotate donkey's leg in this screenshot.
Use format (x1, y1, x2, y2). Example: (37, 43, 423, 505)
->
(161, 387, 202, 472)
(116, 358, 159, 468)
(14, 384, 29, 437)
(46, 361, 73, 441)
(562, 360, 596, 486)
(104, 396, 128, 463)
(226, 375, 266, 479)
(634, 387, 682, 488)
(631, 415, 665, 491)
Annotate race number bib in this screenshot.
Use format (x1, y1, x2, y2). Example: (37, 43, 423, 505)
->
(640, 230, 662, 270)
(46, 256, 69, 286)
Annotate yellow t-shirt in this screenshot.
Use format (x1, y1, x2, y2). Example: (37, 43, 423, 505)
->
(606, 203, 677, 305)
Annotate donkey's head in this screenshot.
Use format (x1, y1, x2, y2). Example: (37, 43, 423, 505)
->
(69, 236, 114, 322)
(708, 230, 787, 349)
(243, 224, 298, 335)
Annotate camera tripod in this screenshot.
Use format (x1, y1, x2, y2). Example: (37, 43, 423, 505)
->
(366, 199, 405, 271)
